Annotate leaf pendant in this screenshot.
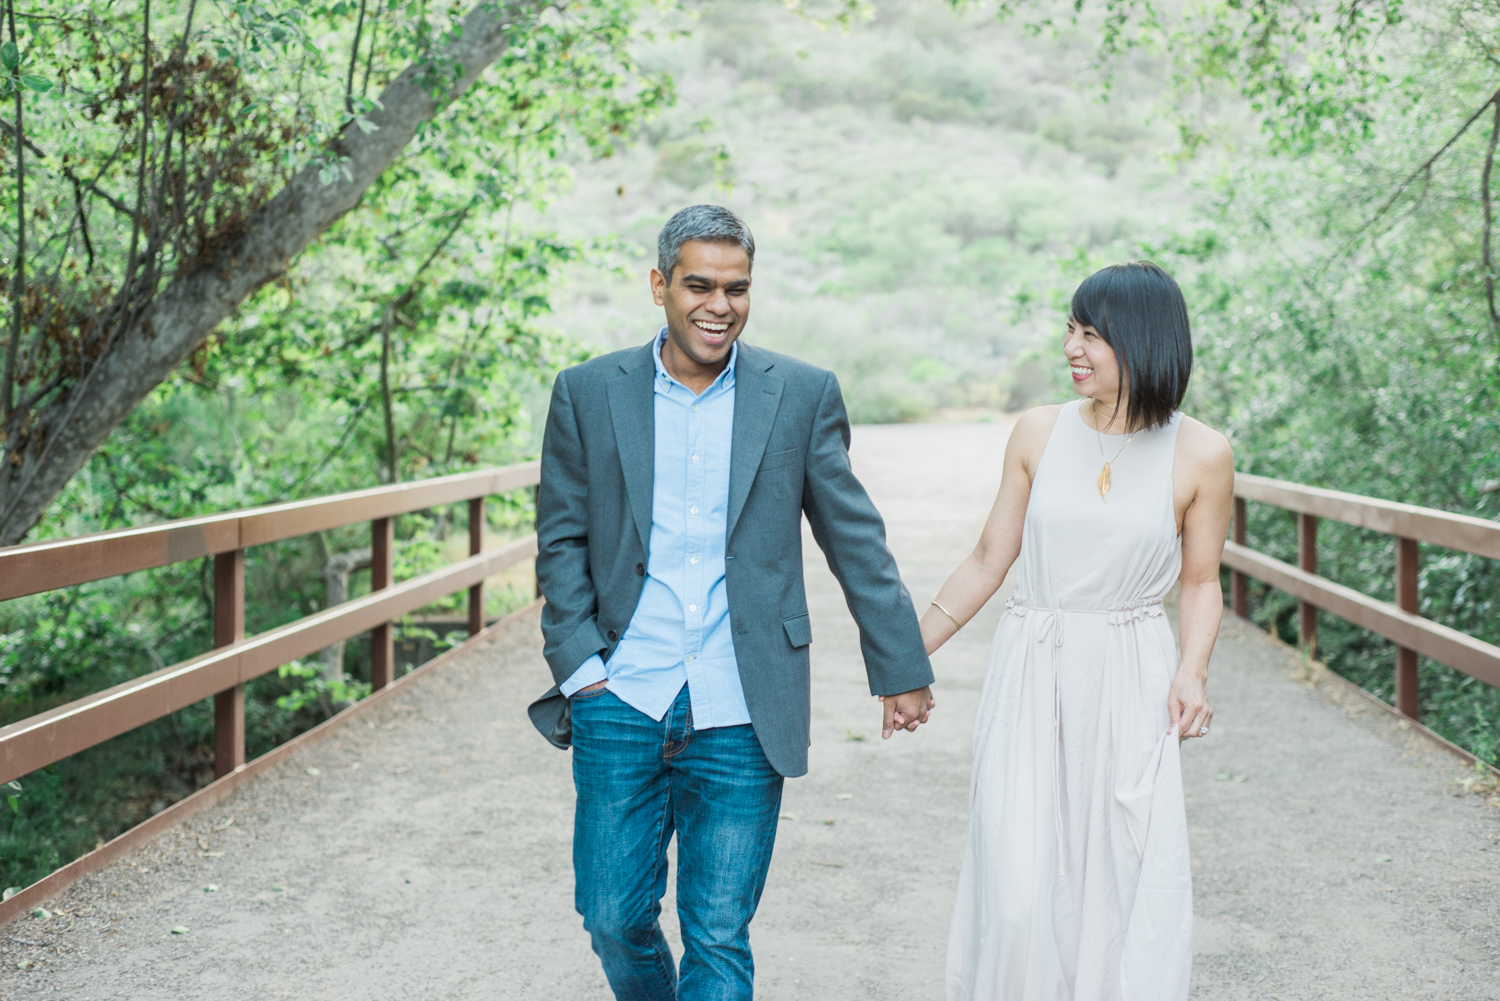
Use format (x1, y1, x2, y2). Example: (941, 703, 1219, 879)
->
(1097, 463, 1111, 500)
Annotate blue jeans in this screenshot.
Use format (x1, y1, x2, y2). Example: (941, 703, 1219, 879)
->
(571, 686, 784, 1001)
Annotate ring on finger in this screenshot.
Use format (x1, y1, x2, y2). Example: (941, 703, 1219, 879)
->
(1198, 724, 1209, 736)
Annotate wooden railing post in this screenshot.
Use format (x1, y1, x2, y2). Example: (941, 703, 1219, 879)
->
(533, 484, 543, 600)
(213, 550, 246, 779)
(1298, 513, 1318, 656)
(371, 517, 394, 690)
(1231, 496, 1247, 617)
(1395, 536, 1420, 719)
(468, 496, 485, 637)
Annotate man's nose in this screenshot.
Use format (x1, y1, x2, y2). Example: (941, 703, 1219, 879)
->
(706, 289, 732, 314)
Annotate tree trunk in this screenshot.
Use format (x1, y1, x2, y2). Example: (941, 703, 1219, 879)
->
(319, 545, 372, 706)
(0, 0, 538, 545)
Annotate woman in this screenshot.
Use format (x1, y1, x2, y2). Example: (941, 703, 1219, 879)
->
(925, 262, 1233, 1000)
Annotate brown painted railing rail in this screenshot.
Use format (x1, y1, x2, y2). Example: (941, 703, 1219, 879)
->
(1222, 472, 1500, 721)
(0, 460, 540, 788)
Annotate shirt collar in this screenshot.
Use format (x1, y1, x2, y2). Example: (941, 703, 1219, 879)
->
(652, 327, 737, 393)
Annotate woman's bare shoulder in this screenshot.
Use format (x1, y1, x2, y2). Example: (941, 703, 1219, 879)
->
(1176, 414, 1234, 479)
(1005, 404, 1067, 474)
(1015, 403, 1067, 438)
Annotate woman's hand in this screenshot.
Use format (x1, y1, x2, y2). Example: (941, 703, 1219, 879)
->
(1168, 670, 1212, 740)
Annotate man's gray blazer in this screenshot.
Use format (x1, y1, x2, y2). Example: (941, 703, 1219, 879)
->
(528, 338, 932, 778)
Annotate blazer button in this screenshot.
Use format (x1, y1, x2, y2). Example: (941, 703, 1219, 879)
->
(635, 563, 645, 576)
(607, 629, 618, 642)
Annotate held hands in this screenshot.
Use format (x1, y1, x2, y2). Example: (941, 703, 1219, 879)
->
(1168, 670, 1212, 740)
(878, 686, 936, 739)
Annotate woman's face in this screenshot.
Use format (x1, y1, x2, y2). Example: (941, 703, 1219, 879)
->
(1063, 316, 1124, 405)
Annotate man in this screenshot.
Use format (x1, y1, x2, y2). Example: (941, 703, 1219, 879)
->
(528, 204, 934, 1000)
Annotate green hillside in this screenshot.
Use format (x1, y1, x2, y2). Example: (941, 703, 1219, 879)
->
(537, 0, 1198, 421)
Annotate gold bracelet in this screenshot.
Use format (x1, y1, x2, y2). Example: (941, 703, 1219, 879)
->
(930, 600, 962, 630)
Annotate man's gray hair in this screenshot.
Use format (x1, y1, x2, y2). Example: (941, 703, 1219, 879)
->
(657, 205, 755, 286)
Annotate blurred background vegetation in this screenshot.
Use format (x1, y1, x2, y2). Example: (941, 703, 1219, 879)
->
(537, 0, 1190, 420)
(2, 0, 1498, 891)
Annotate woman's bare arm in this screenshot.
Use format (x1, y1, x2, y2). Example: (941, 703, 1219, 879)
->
(1169, 417, 1235, 739)
(916, 406, 1061, 656)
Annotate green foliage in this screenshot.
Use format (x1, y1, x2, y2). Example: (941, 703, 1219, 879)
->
(0, 0, 671, 891)
(276, 660, 372, 712)
(1151, 0, 1500, 761)
(542, 0, 1182, 422)
(940, 0, 1412, 154)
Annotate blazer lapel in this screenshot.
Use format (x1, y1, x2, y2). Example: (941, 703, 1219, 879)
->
(727, 344, 785, 541)
(605, 342, 658, 555)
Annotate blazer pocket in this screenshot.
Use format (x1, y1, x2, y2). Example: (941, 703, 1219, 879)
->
(759, 447, 800, 471)
(782, 613, 812, 649)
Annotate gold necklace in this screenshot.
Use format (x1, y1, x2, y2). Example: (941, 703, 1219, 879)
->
(1091, 401, 1140, 501)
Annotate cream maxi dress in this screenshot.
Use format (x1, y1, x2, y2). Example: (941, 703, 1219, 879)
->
(945, 399, 1193, 1001)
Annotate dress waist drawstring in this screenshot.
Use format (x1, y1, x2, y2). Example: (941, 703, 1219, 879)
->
(1004, 593, 1167, 624)
(1004, 594, 1166, 877)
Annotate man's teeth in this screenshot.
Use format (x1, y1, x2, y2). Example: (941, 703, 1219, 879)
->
(696, 321, 729, 334)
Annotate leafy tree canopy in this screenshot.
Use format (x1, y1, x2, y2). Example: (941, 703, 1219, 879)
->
(0, 0, 670, 544)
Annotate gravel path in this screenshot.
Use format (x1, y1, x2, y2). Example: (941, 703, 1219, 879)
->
(3, 421, 1496, 999)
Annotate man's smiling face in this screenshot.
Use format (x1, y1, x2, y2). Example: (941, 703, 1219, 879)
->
(651, 239, 752, 388)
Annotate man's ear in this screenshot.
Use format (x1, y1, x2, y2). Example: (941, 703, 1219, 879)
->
(650, 268, 667, 307)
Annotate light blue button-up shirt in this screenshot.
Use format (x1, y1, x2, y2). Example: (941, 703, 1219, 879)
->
(559, 329, 750, 728)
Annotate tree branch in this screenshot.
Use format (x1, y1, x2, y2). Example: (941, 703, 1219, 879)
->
(360, 3, 380, 99)
(58, 149, 135, 220)
(2, 0, 25, 422)
(344, 0, 369, 115)
(294, 401, 369, 497)
(122, 0, 151, 303)
(379, 304, 398, 483)
(0, 0, 543, 544)
(0, 115, 45, 159)
(1483, 100, 1500, 341)
(19, 370, 63, 410)
(70, 175, 96, 272)
(1346, 87, 1500, 249)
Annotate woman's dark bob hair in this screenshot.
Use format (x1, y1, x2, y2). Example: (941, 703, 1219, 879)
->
(1070, 261, 1192, 432)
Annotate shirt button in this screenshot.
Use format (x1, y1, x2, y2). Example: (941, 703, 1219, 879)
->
(690, 506, 699, 515)
(693, 405, 701, 412)
(687, 655, 696, 662)
(690, 557, 699, 564)
(689, 604, 698, 613)
(691, 455, 700, 463)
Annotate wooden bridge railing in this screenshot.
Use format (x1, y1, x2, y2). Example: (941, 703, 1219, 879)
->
(1222, 472, 1500, 723)
(4, 463, 1495, 922)
(0, 462, 540, 921)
